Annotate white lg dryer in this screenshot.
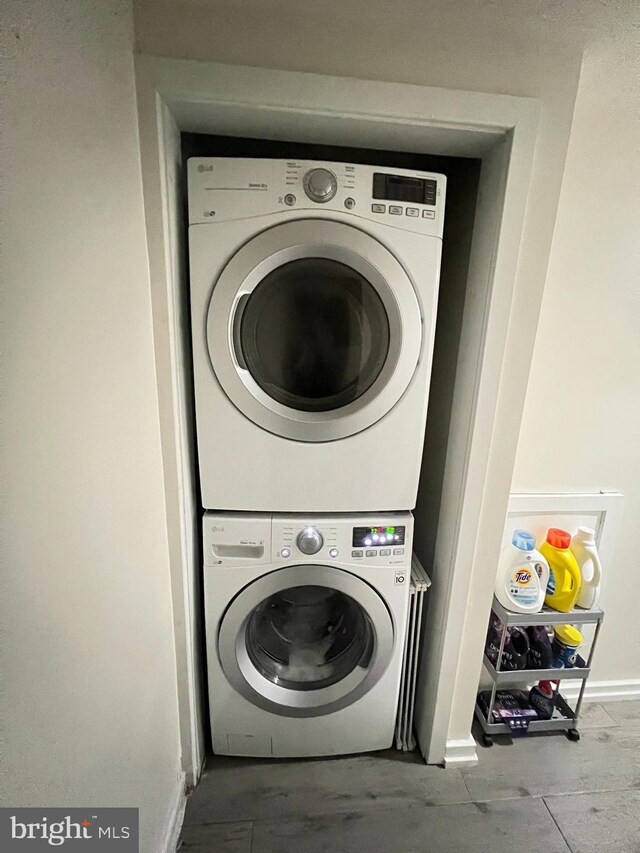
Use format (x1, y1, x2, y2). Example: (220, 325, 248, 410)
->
(203, 511, 413, 757)
(188, 158, 446, 512)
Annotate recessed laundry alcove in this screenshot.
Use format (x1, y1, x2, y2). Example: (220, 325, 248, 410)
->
(180, 127, 481, 748)
(134, 55, 562, 780)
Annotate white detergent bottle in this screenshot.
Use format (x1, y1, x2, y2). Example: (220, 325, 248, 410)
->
(572, 526, 602, 609)
(495, 529, 550, 613)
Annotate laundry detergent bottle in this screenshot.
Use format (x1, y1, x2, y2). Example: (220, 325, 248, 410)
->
(541, 528, 582, 612)
(495, 529, 549, 613)
(572, 526, 602, 609)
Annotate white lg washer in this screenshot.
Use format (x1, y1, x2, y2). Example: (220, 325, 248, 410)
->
(188, 158, 446, 512)
(203, 511, 413, 757)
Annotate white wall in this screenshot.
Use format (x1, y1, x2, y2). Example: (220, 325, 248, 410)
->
(1, 2, 182, 848)
(512, 31, 640, 684)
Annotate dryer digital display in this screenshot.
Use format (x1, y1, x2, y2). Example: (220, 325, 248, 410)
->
(352, 526, 406, 547)
(372, 173, 438, 206)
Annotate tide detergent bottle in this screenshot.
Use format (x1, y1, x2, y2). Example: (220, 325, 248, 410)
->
(495, 529, 549, 613)
(541, 528, 582, 612)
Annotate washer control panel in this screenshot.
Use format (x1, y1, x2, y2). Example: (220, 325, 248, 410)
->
(278, 521, 338, 559)
(272, 514, 412, 566)
(188, 157, 446, 238)
(203, 512, 413, 567)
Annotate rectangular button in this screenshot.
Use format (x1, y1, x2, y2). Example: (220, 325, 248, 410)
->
(352, 550, 363, 558)
(366, 549, 376, 557)
(371, 203, 386, 213)
(388, 205, 402, 215)
(422, 210, 435, 219)
(393, 548, 404, 555)
(380, 548, 391, 556)
(406, 207, 419, 217)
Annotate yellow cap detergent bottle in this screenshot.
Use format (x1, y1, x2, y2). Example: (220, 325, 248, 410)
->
(541, 528, 582, 612)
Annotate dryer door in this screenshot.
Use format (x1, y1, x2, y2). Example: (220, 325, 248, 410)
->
(207, 219, 422, 441)
(217, 564, 395, 717)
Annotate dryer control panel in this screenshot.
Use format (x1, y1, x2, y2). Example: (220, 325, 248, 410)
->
(188, 157, 446, 238)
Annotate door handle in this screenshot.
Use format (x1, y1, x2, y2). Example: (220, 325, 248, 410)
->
(231, 293, 250, 370)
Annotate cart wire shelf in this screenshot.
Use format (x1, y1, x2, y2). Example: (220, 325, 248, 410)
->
(475, 596, 604, 744)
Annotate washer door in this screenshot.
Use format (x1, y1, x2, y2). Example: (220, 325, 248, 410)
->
(217, 564, 395, 717)
(207, 219, 422, 441)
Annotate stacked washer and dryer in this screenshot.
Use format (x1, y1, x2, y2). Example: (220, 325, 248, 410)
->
(188, 157, 446, 757)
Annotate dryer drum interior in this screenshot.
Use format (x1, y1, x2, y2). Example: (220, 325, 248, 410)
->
(237, 257, 391, 413)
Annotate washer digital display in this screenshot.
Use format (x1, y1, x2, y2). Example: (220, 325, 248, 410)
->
(352, 526, 405, 547)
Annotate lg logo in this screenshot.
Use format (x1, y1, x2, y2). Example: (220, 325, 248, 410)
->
(197, 164, 214, 173)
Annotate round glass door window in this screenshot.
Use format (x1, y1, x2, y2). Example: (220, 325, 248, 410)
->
(239, 258, 390, 412)
(245, 584, 375, 690)
(207, 219, 423, 441)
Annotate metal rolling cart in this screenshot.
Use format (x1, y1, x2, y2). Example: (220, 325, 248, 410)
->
(475, 597, 604, 745)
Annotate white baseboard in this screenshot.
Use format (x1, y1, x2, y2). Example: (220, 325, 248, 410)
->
(562, 678, 640, 703)
(161, 772, 188, 853)
(443, 736, 478, 768)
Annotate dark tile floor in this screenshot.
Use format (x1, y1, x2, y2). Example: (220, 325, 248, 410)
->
(179, 700, 640, 852)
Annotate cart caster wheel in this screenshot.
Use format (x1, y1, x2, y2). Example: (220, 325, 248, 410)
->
(566, 729, 580, 742)
(481, 735, 494, 748)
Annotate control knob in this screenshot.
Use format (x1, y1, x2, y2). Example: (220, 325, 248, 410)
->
(296, 526, 324, 555)
(303, 168, 338, 203)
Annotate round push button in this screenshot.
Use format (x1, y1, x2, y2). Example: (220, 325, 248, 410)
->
(329, 548, 339, 558)
(344, 197, 356, 210)
(284, 193, 296, 206)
